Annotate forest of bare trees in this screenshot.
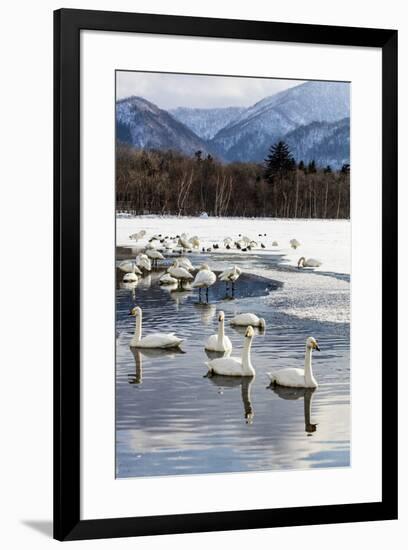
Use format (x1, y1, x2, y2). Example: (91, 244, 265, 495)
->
(116, 143, 350, 219)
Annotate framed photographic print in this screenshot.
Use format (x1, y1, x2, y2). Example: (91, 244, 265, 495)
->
(54, 8, 398, 541)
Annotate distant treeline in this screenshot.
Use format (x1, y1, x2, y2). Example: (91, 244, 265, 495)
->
(116, 142, 350, 219)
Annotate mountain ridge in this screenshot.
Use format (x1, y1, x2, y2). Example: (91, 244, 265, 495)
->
(116, 81, 350, 169)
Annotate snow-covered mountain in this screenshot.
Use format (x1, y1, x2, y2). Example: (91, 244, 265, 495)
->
(116, 96, 214, 157)
(210, 81, 350, 163)
(285, 118, 350, 169)
(116, 81, 350, 167)
(169, 106, 245, 140)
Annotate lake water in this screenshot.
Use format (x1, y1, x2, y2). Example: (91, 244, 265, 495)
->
(116, 251, 350, 478)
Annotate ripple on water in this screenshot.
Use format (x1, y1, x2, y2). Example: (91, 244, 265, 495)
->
(116, 255, 350, 478)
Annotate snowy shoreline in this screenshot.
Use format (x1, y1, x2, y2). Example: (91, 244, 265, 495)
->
(116, 215, 350, 325)
(116, 215, 351, 275)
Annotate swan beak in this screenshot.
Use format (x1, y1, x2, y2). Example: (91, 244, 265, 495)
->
(315, 343, 321, 351)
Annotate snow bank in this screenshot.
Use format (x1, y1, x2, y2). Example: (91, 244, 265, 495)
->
(116, 215, 350, 276)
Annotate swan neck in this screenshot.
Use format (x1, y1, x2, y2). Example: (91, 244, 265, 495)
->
(304, 346, 314, 385)
(241, 337, 255, 375)
(217, 318, 224, 345)
(135, 312, 142, 342)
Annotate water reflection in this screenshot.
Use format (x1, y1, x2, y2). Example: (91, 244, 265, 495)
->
(193, 302, 217, 325)
(120, 281, 138, 301)
(128, 347, 186, 385)
(207, 374, 255, 424)
(168, 287, 192, 309)
(269, 385, 317, 435)
(116, 251, 350, 477)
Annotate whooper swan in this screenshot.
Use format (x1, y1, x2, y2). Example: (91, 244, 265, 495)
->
(230, 313, 266, 329)
(206, 326, 255, 377)
(267, 337, 320, 388)
(205, 311, 232, 353)
(129, 306, 183, 349)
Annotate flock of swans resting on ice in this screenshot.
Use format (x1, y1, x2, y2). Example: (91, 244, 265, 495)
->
(118, 229, 323, 389)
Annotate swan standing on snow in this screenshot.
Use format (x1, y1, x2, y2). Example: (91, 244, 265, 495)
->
(290, 238, 301, 249)
(205, 311, 232, 353)
(192, 264, 217, 301)
(230, 313, 266, 329)
(129, 229, 146, 241)
(168, 261, 193, 289)
(178, 237, 192, 250)
(267, 337, 321, 388)
(129, 306, 184, 348)
(207, 326, 255, 377)
(297, 257, 322, 268)
(219, 265, 242, 295)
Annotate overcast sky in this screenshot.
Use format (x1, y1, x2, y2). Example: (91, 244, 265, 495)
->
(116, 71, 305, 109)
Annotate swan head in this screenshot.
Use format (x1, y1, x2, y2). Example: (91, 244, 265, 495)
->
(297, 257, 306, 268)
(218, 311, 225, 322)
(245, 326, 255, 339)
(129, 306, 142, 317)
(306, 337, 320, 351)
(200, 263, 210, 270)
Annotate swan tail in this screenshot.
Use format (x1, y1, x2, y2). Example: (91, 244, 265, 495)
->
(205, 362, 214, 374)
(267, 372, 278, 385)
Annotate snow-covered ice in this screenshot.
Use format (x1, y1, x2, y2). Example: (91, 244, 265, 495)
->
(116, 216, 350, 324)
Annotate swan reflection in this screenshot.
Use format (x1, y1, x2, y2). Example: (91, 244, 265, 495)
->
(167, 287, 192, 309)
(206, 374, 254, 424)
(128, 347, 186, 385)
(193, 302, 217, 325)
(137, 274, 152, 290)
(120, 280, 138, 300)
(268, 385, 317, 434)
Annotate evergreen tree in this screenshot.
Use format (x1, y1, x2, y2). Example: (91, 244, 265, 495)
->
(340, 163, 350, 174)
(307, 160, 317, 174)
(324, 165, 332, 174)
(264, 141, 295, 184)
(298, 160, 305, 171)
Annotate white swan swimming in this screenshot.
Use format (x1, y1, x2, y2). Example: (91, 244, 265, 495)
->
(230, 313, 266, 329)
(192, 264, 216, 300)
(290, 238, 301, 249)
(129, 306, 184, 348)
(118, 260, 142, 275)
(267, 337, 321, 388)
(206, 326, 255, 377)
(205, 311, 233, 353)
(297, 257, 322, 268)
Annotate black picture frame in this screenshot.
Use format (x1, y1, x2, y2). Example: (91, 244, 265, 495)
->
(54, 8, 398, 541)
